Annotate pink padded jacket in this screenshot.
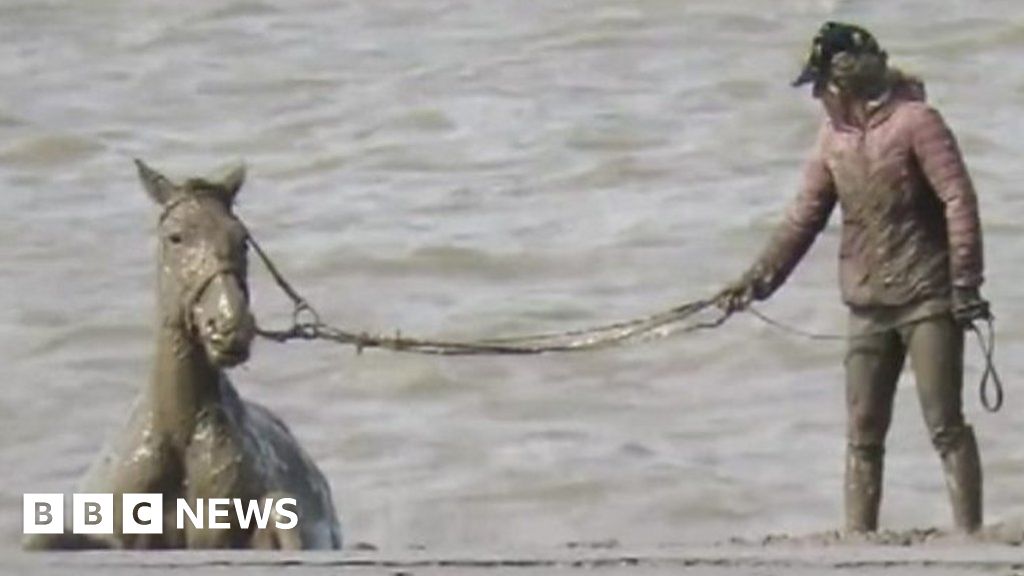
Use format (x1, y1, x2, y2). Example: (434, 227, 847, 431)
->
(747, 72, 984, 308)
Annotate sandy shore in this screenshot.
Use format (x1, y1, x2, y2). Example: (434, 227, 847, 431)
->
(7, 538, 1024, 575)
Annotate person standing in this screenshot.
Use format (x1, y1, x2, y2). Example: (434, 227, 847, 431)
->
(717, 22, 991, 533)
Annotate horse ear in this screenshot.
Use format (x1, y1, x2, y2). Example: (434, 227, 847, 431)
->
(219, 162, 246, 204)
(135, 159, 176, 205)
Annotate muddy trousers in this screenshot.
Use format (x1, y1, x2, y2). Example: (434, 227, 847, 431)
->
(844, 312, 982, 533)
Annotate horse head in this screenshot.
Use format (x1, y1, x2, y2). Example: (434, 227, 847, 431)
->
(136, 159, 255, 368)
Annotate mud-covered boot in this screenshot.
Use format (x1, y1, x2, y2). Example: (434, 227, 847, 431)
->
(844, 444, 884, 533)
(938, 425, 983, 533)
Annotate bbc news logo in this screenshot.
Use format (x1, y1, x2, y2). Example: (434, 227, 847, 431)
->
(24, 494, 298, 534)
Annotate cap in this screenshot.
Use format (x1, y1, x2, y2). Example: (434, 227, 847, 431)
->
(793, 22, 883, 88)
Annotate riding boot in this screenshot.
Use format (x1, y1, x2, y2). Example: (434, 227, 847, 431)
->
(844, 444, 884, 533)
(938, 425, 983, 532)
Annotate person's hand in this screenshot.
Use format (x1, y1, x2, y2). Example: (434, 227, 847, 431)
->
(952, 286, 991, 326)
(716, 278, 756, 314)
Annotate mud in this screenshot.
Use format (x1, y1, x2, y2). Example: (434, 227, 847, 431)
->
(13, 527, 1024, 575)
(9, 539, 1024, 576)
(729, 521, 1024, 547)
(25, 163, 342, 550)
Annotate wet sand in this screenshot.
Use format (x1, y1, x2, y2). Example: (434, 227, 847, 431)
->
(11, 525, 1024, 575)
(8, 540, 1024, 576)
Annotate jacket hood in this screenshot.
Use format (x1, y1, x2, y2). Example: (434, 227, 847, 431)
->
(887, 69, 926, 103)
(823, 68, 926, 130)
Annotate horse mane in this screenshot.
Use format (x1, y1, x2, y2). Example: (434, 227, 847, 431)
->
(182, 178, 235, 206)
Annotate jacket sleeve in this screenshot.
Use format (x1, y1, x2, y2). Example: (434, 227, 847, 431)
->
(746, 125, 837, 299)
(910, 106, 984, 288)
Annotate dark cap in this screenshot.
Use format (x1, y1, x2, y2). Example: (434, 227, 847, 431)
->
(793, 22, 884, 88)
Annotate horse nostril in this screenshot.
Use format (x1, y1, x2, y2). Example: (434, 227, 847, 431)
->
(204, 315, 243, 342)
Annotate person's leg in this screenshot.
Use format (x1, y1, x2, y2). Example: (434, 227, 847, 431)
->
(844, 326, 906, 532)
(903, 314, 982, 532)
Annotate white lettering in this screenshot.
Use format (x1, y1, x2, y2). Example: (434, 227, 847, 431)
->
(208, 498, 231, 529)
(233, 498, 273, 529)
(72, 494, 113, 534)
(23, 494, 301, 535)
(274, 498, 298, 530)
(176, 499, 204, 530)
(23, 494, 64, 535)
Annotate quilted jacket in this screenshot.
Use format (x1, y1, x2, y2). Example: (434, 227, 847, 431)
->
(746, 72, 984, 308)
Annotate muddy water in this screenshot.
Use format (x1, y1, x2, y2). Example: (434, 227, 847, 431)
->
(2, 0, 1024, 556)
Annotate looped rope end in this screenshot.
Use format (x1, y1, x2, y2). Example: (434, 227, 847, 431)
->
(747, 306, 1006, 414)
(969, 317, 1004, 413)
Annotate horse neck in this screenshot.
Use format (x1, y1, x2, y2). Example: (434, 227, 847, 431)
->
(149, 300, 224, 448)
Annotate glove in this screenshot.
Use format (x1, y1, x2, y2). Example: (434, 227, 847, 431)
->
(952, 286, 991, 326)
(716, 277, 757, 314)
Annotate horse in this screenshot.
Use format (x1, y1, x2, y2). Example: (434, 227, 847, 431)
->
(25, 160, 342, 549)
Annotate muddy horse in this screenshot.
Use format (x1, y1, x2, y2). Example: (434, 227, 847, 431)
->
(26, 161, 341, 549)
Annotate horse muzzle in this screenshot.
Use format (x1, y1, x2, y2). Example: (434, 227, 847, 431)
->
(192, 271, 255, 368)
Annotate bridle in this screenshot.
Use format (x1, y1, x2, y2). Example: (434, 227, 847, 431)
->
(158, 195, 250, 336)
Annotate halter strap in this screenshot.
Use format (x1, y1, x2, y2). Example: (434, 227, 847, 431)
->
(157, 195, 194, 224)
(157, 195, 249, 335)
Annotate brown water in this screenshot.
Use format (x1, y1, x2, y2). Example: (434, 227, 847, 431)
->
(2, 0, 1024, 555)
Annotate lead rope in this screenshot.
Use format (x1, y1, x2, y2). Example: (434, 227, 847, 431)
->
(970, 317, 1004, 412)
(245, 229, 729, 355)
(749, 306, 1004, 413)
(245, 224, 1004, 410)
(746, 307, 846, 342)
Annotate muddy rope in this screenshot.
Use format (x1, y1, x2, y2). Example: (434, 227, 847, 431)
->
(247, 232, 729, 355)
(245, 228, 1002, 411)
(748, 306, 1003, 413)
(970, 319, 1005, 412)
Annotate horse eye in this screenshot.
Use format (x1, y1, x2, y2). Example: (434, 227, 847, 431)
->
(167, 232, 184, 245)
